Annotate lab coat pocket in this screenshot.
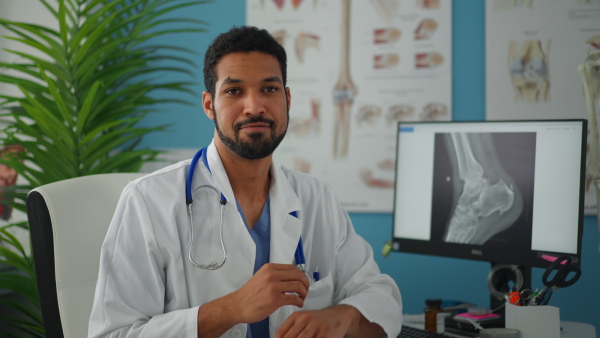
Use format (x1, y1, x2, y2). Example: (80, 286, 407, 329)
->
(303, 274, 334, 310)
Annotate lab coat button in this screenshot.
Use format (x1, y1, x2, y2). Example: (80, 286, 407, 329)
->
(232, 328, 242, 337)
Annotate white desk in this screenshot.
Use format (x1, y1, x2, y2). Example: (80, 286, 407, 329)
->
(403, 314, 597, 338)
(559, 321, 597, 338)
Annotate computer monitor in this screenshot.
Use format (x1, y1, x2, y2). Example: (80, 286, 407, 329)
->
(391, 119, 586, 310)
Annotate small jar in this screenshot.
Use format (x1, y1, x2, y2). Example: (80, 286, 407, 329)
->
(424, 298, 443, 332)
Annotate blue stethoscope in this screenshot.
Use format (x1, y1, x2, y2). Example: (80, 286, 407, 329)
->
(185, 148, 312, 283)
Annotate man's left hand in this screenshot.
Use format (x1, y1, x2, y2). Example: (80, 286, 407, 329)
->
(274, 305, 357, 338)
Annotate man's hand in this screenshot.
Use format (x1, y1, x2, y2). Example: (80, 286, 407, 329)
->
(198, 263, 309, 337)
(275, 305, 385, 338)
(232, 263, 310, 323)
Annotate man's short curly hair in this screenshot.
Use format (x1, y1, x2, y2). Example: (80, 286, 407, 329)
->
(203, 26, 287, 97)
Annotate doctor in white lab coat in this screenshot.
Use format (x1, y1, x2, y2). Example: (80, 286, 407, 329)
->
(88, 26, 402, 338)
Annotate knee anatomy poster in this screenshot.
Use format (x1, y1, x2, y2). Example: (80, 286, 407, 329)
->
(247, 0, 452, 212)
(485, 0, 600, 214)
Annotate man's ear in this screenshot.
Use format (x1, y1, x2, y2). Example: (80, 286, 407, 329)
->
(285, 87, 291, 111)
(202, 91, 215, 120)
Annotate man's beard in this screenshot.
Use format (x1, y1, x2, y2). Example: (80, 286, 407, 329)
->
(213, 105, 288, 160)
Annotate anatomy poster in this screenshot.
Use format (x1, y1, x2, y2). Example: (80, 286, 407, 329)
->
(247, 0, 452, 212)
(485, 0, 600, 214)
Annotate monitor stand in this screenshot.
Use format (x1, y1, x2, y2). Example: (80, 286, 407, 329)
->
(489, 262, 532, 318)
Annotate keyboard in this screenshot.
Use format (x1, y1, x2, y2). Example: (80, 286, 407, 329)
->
(398, 325, 454, 337)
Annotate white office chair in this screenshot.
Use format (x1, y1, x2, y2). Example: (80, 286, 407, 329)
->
(26, 173, 144, 338)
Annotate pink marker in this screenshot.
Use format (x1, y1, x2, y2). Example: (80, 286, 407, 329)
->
(541, 254, 568, 265)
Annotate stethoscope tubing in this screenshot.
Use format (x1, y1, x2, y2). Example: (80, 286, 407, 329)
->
(186, 147, 308, 275)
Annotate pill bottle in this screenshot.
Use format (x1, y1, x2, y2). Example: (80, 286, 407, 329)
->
(424, 298, 443, 332)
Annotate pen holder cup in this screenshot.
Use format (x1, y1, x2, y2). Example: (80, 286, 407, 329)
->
(504, 302, 560, 338)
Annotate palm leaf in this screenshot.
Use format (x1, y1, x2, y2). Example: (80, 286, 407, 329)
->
(0, 0, 208, 335)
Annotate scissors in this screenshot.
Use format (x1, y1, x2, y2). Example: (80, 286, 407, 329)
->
(535, 255, 581, 306)
(519, 288, 534, 305)
(507, 288, 535, 306)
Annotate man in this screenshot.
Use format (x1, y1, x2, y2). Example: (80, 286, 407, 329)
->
(89, 26, 402, 338)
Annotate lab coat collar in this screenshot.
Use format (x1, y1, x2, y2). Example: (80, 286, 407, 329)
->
(205, 141, 235, 202)
(267, 160, 303, 264)
(205, 140, 302, 218)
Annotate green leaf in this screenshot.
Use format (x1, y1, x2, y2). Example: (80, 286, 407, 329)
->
(0, 297, 43, 326)
(0, 20, 65, 62)
(57, 0, 69, 48)
(75, 80, 102, 137)
(18, 87, 76, 149)
(2, 49, 70, 80)
(38, 65, 72, 124)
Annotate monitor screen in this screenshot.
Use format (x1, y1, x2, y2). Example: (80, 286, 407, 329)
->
(391, 120, 586, 269)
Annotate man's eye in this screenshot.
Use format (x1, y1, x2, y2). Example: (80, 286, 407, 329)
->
(226, 88, 241, 95)
(264, 86, 278, 93)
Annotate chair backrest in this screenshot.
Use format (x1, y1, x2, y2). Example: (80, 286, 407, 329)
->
(26, 173, 144, 338)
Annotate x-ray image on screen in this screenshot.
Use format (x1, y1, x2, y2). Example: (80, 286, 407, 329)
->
(430, 132, 536, 247)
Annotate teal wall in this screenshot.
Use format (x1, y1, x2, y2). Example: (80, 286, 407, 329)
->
(140, 0, 600, 330)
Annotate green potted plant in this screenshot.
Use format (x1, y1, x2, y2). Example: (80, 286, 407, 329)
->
(0, 0, 207, 335)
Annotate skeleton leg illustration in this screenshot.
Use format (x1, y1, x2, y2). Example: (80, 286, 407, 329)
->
(443, 133, 524, 245)
(333, 0, 358, 159)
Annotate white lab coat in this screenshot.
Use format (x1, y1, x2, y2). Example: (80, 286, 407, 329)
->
(88, 142, 402, 338)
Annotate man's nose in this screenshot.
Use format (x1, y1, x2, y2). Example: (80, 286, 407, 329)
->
(242, 92, 266, 116)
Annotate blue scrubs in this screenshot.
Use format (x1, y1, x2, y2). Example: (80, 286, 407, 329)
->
(236, 197, 271, 338)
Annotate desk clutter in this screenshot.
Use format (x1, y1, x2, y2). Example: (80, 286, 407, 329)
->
(403, 299, 565, 338)
(398, 325, 454, 338)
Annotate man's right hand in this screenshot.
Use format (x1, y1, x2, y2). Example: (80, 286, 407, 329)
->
(231, 263, 310, 323)
(197, 263, 310, 337)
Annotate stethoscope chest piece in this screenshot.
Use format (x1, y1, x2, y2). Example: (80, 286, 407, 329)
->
(297, 263, 314, 285)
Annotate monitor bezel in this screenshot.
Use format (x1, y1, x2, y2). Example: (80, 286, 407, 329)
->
(390, 119, 587, 269)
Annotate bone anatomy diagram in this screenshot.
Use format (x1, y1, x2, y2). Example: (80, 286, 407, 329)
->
(508, 39, 552, 103)
(247, 0, 452, 211)
(441, 133, 525, 245)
